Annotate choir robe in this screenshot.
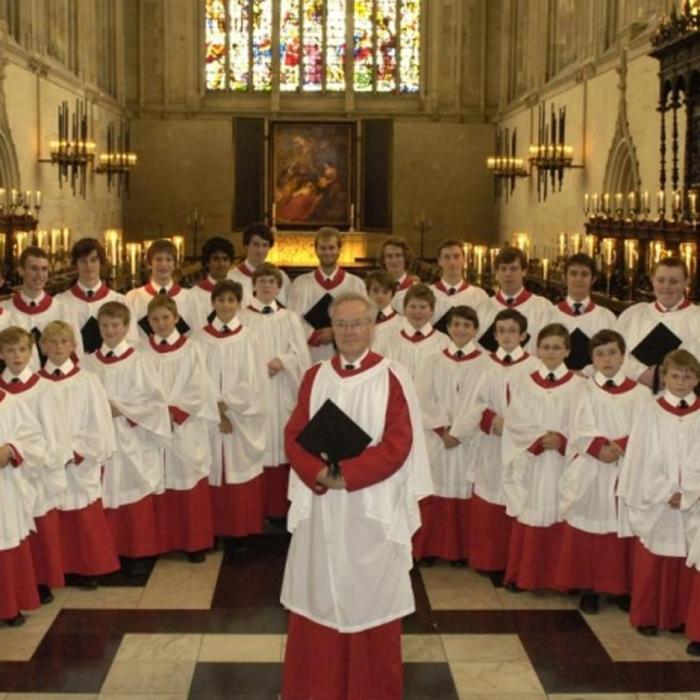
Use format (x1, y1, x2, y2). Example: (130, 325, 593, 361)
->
(0, 292, 83, 368)
(0, 369, 71, 588)
(477, 289, 553, 354)
(56, 282, 139, 355)
(615, 299, 700, 383)
(142, 332, 219, 553)
(240, 299, 312, 519)
(413, 342, 488, 561)
(287, 267, 366, 363)
(551, 298, 617, 371)
(0, 392, 47, 620)
(281, 352, 431, 700)
(371, 306, 402, 353)
(196, 318, 270, 537)
(84, 343, 171, 558)
(501, 365, 597, 590)
(40, 359, 119, 577)
(617, 393, 700, 629)
(379, 321, 450, 380)
(228, 259, 292, 306)
(125, 281, 196, 341)
(556, 373, 650, 595)
(450, 347, 538, 572)
(188, 276, 218, 330)
(430, 280, 490, 331)
(389, 273, 416, 314)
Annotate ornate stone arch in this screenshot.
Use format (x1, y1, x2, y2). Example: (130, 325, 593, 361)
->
(602, 50, 641, 204)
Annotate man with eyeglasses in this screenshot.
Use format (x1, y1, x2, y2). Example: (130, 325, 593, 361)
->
(280, 292, 431, 700)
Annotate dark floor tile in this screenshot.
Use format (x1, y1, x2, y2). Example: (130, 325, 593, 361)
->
(403, 662, 459, 700)
(404, 568, 438, 634)
(531, 659, 629, 695)
(10, 657, 113, 693)
(512, 609, 588, 633)
(0, 661, 23, 692)
(617, 661, 700, 693)
(33, 631, 123, 661)
(190, 662, 283, 696)
(206, 605, 288, 633)
(50, 608, 211, 635)
(432, 609, 517, 634)
(520, 630, 609, 665)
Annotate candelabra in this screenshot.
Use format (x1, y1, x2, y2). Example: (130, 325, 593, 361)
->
(95, 121, 137, 197)
(0, 188, 41, 280)
(486, 127, 528, 201)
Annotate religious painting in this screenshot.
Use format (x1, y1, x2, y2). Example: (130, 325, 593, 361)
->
(270, 121, 354, 228)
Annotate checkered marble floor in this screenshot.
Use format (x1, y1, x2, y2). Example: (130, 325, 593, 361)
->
(2, 531, 700, 699)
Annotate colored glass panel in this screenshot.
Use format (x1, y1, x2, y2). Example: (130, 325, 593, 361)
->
(205, 0, 227, 90)
(228, 0, 250, 90)
(353, 0, 374, 92)
(375, 0, 396, 92)
(280, 0, 301, 90)
(325, 0, 346, 90)
(302, 0, 324, 90)
(399, 0, 420, 92)
(251, 0, 273, 90)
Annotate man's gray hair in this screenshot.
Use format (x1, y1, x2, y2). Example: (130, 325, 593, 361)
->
(329, 292, 377, 322)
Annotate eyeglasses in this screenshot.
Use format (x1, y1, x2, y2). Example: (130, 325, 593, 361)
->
(332, 319, 373, 331)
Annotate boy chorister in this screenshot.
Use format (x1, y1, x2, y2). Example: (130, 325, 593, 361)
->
(1, 247, 83, 367)
(126, 239, 195, 341)
(39, 321, 119, 587)
(228, 223, 292, 306)
(615, 257, 700, 390)
(143, 295, 219, 562)
(478, 246, 552, 355)
(378, 284, 449, 377)
(413, 306, 486, 565)
(618, 349, 700, 636)
(287, 227, 366, 363)
(551, 254, 616, 372)
(430, 239, 489, 332)
(195, 281, 270, 542)
(377, 236, 417, 313)
(240, 264, 311, 521)
(501, 323, 596, 591)
(0, 327, 70, 603)
(450, 309, 537, 585)
(365, 270, 402, 351)
(190, 237, 235, 328)
(0, 390, 46, 626)
(556, 330, 648, 614)
(84, 302, 171, 571)
(56, 238, 138, 354)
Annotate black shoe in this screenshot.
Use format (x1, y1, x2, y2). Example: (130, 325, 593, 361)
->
(608, 594, 630, 613)
(450, 559, 468, 568)
(637, 625, 658, 637)
(125, 558, 148, 577)
(3, 613, 25, 627)
(37, 584, 54, 605)
(671, 623, 686, 634)
(488, 570, 506, 588)
(65, 574, 99, 590)
(579, 592, 599, 615)
(224, 537, 252, 554)
(418, 556, 437, 568)
(188, 551, 206, 563)
(504, 582, 524, 593)
(687, 641, 700, 656)
(267, 516, 287, 530)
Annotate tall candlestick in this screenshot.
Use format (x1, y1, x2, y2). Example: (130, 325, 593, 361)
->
(690, 192, 698, 219)
(614, 192, 624, 213)
(271, 202, 277, 225)
(657, 190, 666, 216)
(50, 229, 61, 255)
(105, 230, 119, 266)
(557, 232, 567, 258)
(591, 193, 599, 215)
(542, 258, 549, 280)
(602, 193, 611, 215)
(624, 239, 639, 274)
(584, 234, 596, 257)
(673, 189, 682, 217)
(641, 190, 650, 214)
(127, 243, 141, 277)
(627, 191, 637, 214)
(35, 190, 42, 208)
(62, 228, 70, 252)
(583, 193, 590, 216)
(10, 189, 17, 206)
(570, 233, 582, 254)
(603, 238, 615, 266)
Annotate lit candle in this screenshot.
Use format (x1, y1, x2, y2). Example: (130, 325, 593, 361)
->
(542, 258, 549, 281)
(641, 190, 650, 214)
(627, 191, 637, 213)
(657, 190, 666, 215)
(680, 242, 697, 278)
(624, 239, 639, 273)
(50, 229, 61, 255)
(603, 238, 615, 266)
(557, 232, 567, 257)
(15, 231, 28, 256)
(62, 228, 70, 252)
(583, 193, 590, 215)
(614, 192, 624, 212)
(0, 188, 4, 205)
(36, 230, 48, 250)
(127, 243, 141, 276)
(591, 193, 599, 215)
(105, 230, 119, 266)
(0, 233, 5, 262)
(690, 192, 698, 219)
(489, 247, 499, 273)
(172, 235, 185, 263)
(10, 189, 17, 206)
(673, 190, 682, 216)
(35, 190, 42, 208)
(602, 193, 611, 214)
(24, 190, 31, 207)
(584, 234, 596, 257)
(570, 233, 582, 254)
(474, 245, 487, 276)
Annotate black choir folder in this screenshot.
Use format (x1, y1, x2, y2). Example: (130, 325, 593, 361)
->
(296, 399, 372, 477)
(303, 293, 333, 330)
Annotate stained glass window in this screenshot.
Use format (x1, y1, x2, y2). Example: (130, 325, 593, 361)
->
(204, 0, 421, 93)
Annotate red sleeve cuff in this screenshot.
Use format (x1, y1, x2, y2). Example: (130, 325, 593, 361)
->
(126, 418, 138, 428)
(556, 433, 568, 456)
(613, 436, 629, 452)
(169, 406, 189, 425)
(587, 436, 609, 458)
(433, 426, 446, 437)
(7, 443, 22, 467)
(528, 437, 544, 455)
(73, 452, 84, 465)
(480, 409, 496, 434)
(308, 329, 324, 347)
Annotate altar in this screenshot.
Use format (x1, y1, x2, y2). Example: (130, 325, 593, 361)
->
(263, 231, 374, 268)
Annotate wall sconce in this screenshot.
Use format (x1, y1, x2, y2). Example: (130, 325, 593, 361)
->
(95, 121, 137, 197)
(486, 127, 529, 201)
(0, 188, 41, 280)
(40, 100, 95, 198)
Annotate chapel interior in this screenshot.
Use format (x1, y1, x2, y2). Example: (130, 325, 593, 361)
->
(2, 1, 700, 698)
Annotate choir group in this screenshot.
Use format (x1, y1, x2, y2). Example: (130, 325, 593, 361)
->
(3, 223, 700, 663)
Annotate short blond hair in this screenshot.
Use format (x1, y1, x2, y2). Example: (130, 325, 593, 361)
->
(661, 349, 700, 379)
(97, 301, 131, 325)
(147, 294, 179, 317)
(314, 226, 342, 248)
(0, 326, 33, 350)
(41, 320, 76, 343)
